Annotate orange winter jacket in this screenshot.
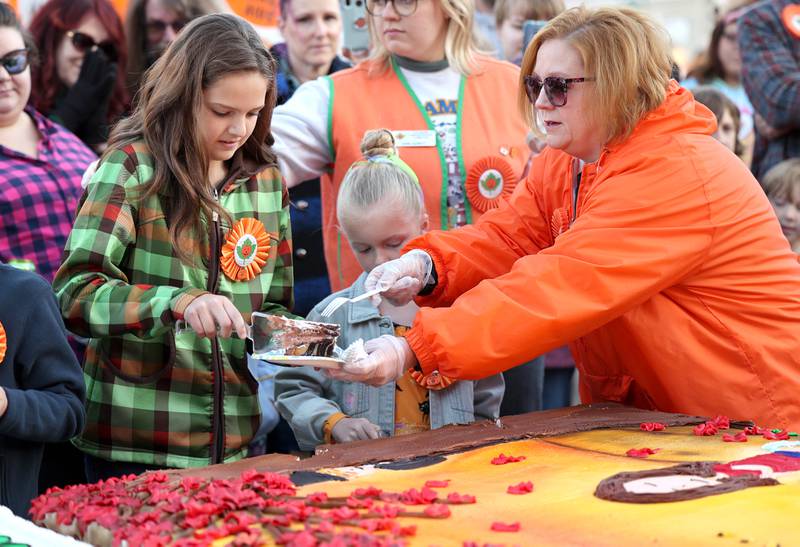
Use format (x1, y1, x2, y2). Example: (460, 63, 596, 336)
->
(404, 82, 800, 429)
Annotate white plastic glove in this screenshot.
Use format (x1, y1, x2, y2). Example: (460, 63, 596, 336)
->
(364, 249, 433, 306)
(327, 335, 417, 386)
(331, 417, 383, 443)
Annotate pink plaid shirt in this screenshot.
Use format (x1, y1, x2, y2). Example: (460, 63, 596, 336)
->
(0, 108, 96, 282)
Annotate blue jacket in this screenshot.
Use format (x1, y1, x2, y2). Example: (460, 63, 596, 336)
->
(274, 273, 504, 450)
(0, 264, 85, 516)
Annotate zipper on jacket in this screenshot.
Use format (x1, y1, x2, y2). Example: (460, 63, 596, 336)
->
(208, 186, 225, 465)
(571, 159, 583, 223)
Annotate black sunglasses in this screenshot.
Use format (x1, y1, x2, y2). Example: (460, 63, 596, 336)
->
(524, 75, 595, 107)
(0, 48, 30, 75)
(67, 30, 117, 62)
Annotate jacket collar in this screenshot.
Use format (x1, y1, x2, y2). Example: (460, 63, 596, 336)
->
(347, 272, 384, 324)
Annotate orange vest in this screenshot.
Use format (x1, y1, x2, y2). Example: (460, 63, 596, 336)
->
(324, 57, 529, 291)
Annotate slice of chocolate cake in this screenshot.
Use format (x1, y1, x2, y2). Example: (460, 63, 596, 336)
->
(253, 315, 340, 357)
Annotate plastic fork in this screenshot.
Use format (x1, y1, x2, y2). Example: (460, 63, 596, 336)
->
(319, 288, 383, 317)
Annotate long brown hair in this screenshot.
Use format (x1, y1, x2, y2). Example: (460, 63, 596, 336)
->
(106, 13, 278, 262)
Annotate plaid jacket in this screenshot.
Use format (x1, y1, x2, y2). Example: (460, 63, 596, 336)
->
(0, 107, 96, 282)
(739, 0, 800, 179)
(53, 143, 294, 468)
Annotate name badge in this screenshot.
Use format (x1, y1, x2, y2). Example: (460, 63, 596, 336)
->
(392, 130, 437, 147)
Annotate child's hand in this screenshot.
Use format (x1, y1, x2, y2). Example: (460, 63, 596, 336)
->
(332, 417, 383, 443)
(182, 294, 247, 339)
(365, 250, 433, 306)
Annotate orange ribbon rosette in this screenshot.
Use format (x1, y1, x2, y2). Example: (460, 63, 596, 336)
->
(220, 217, 273, 282)
(411, 369, 454, 391)
(783, 5, 800, 39)
(0, 320, 6, 365)
(465, 156, 518, 212)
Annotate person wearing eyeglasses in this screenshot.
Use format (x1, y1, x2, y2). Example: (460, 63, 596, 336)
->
(125, 0, 228, 97)
(28, 0, 129, 152)
(0, 1, 95, 500)
(273, 0, 545, 416)
(325, 7, 800, 431)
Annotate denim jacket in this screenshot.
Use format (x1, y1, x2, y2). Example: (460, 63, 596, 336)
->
(274, 273, 504, 450)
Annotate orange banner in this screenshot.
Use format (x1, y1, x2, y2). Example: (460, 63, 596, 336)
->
(106, 0, 279, 26)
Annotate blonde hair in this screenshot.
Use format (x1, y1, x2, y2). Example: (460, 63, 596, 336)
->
(337, 129, 425, 229)
(367, 0, 481, 75)
(519, 6, 672, 145)
(762, 159, 800, 205)
(494, 0, 565, 27)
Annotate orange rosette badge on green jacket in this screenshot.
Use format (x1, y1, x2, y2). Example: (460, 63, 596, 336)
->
(0, 320, 6, 365)
(221, 217, 272, 282)
(465, 156, 518, 212)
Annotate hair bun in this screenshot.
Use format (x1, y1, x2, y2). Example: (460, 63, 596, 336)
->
(360, 129, 397, 159)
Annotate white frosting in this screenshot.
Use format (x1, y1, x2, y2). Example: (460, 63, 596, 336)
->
(342, 338, 369, 367)
(0, 506, 91, 546)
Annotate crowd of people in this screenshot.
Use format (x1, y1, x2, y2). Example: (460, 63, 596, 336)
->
(0, 0, 798, 521)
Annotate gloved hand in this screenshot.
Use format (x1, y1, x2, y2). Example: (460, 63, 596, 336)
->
(331, 417, 383, 443)
(52, 48, 117, 135)
(327, 335, 417, 386)
(364, 249, 433, 306)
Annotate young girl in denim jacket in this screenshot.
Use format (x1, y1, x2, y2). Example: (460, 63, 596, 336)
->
(275, 129, 503, 449)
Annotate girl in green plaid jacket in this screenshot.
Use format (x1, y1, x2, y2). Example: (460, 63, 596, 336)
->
(53, 14, 295, 479)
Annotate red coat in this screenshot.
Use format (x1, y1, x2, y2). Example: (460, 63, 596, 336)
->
(404, 82, 800, 429)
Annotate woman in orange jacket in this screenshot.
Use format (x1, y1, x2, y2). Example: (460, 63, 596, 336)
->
(328, 6, 800, 430)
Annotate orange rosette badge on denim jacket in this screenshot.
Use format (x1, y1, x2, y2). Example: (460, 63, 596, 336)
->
(0, 320, 6, 365)
(465, 156, 517, 212)
(221, 217, 272, 282)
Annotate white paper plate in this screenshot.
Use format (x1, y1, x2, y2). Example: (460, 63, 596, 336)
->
(255, 354, 345, 369)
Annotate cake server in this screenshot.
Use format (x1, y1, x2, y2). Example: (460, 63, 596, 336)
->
(175, 313, 345, 367)
(175, 311, 280, 355)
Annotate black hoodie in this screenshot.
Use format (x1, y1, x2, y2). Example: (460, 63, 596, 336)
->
(0, 264, 85, 517)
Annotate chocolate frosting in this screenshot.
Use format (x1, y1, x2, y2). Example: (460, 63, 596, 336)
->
(167, 403, 706, 481)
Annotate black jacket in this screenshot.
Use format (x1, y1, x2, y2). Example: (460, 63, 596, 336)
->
(0, 264, 85, 517)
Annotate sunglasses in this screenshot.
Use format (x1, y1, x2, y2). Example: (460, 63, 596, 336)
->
(67, 30, 118, 62)
(146, 19, 187, 38)
(0, 48, 30, 75)
(524, 75, 595, 107)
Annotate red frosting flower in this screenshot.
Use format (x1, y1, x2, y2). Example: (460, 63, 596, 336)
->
(423, 504, 452, 518)
(693, 422, 719, 436)
(764, 430, 791, 440)
(626, 447, 660, 458)
(491, 521, 521, 532)
(507, 481, 534, 495)
(722, 432, 748, 443)
(744, 425, 765, 435)
(424, 479, 451, 488)
(640, 422, 666, 432)
(446, 492, 477, 504)
(491, 453, 526, 465)
(711, 415, 731, 429)
(399, 486, 438, 505)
